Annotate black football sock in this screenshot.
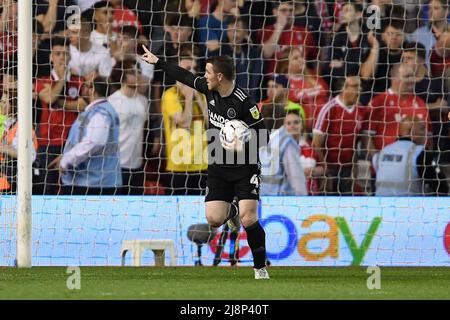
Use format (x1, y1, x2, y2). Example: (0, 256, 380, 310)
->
(222, 200, 238, 225)
(244, 220, 267, 269)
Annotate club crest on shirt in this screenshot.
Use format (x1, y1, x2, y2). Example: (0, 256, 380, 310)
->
(250, 106, 260, 119)
(227, 108, 236, 119)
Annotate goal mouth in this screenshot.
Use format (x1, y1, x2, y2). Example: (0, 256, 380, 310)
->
(1, 1, 448, 268)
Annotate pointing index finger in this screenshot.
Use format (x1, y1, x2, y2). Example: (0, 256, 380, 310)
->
(142, 45, 151, 54)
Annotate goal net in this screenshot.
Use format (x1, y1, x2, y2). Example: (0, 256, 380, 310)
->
(0, 0, 449, 267)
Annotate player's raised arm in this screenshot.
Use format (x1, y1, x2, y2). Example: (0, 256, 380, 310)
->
(141, 45, 208, 94)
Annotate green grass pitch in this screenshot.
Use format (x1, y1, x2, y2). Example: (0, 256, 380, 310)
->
(0, 267, 449, 300)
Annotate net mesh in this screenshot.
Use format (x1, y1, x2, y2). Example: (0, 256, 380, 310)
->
(0, 0, 449, 266)
(22, 0, 450, 196)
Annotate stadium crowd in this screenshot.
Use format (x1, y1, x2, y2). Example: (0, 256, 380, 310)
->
(0, 0, 449, 196)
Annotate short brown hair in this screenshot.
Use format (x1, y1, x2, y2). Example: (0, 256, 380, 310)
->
(206, 55, 235, 81)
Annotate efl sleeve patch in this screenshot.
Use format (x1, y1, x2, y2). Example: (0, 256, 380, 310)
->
(250, 105, 260, 120)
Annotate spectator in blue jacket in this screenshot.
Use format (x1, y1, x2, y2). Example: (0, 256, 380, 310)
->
(50, 76, 122, 195)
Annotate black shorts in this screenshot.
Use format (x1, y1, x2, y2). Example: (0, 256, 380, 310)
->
(205, 164, 261, 203)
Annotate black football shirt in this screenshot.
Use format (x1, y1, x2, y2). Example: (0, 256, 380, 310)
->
(155, 59, 268, 168)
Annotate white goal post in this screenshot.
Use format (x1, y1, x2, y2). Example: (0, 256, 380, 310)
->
(16, 0, 33, 268)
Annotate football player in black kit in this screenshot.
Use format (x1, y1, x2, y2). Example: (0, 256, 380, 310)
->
(142, 45, 270, 279)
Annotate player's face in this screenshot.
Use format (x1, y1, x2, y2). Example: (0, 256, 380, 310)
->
(382, 26, 404, 51)
(284, 113, 302, 137)
(342, 76, 360, 106)
(205, 63, 220, 90)
(51, 45, 69, 67)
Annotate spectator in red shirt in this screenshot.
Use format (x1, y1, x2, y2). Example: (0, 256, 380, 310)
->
(34, 37, 86, 195)
(258, 0, 317, 76)
(312, 74, 365, 195)
(279, 46, 329, 132)
(363, 63, 431, 158)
